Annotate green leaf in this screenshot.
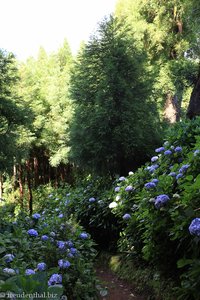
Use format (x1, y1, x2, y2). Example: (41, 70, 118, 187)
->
(177, 258, 193, 268)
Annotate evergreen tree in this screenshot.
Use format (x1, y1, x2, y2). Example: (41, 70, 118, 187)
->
(70, 16, 161, 175)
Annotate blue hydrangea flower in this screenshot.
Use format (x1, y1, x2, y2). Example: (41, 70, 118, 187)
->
(194, 149, 200, 156)
(176, 173, 183, 180)
(164, 150, 172, 155)
(57, 241, 66, 250)
(28, 229, 38, 237)
(37, 262, 47, 271)
(145, 182, 156, 189)
(179, 164, 190, 173)
(154, 194, 170, 209)
(58, 213, 64, 218)
(3, 268, 16, 275)
(114, 186, 120, 192)
(151, 156, 159, 162)
(152, 179, 159, 184)
(32, 213, 41, 220)
(67, 253, 74, 258)
(70, 247, 77, 255)
(146, 164, 159, 173)
(58, 259, 71, 269)
(66, 240, 74, 248)
(48, 273, 62, 286)
(168, 172, 176, 177)
(155, 147, 165, 153)
(123, 213, 131, 220)
(89, 197, 96, 203)
(189, 218, 200, 237)
(25, 269, 36, 275)
(119, 176, 126, 181)
(50, 232, 56, 238)
(125, 185, 133, 192)
(79, 233, 88, 239)
(175, 146, 182, 152)
(3, 254, 15, 263)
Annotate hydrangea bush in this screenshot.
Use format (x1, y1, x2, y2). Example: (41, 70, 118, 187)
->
(108, 117, 200, 299)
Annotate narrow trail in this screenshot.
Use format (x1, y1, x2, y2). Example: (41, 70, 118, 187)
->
(96, 266, 146, 300)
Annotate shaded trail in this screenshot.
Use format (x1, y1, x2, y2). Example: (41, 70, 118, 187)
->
(96, 265, 146, 300)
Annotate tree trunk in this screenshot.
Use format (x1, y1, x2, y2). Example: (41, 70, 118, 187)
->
(186, 70, 200, 119)
(33, 157, 39, 187)
(0, 174, 3, 200)
(163, 93, 180, 123)
(26, 160, 33, 215)
(19, 164, 24, 208)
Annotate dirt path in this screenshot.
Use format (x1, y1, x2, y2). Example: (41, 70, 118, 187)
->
(96, 266, 146, 300)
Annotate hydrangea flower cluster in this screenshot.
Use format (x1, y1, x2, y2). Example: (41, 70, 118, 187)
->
(37, 262, 47, 271)
(32, 213, 41, 220)
(27, 229, 38, 237)
(79, 232, 88, 239)
(151, 156, 159, 162)
(41, 235, 49, 241)
(114, 186, 120, 192)
(123, 213, 131, 220)
(48, 273, 62, 286)
(189, 218, 200, 237)
(164, 150, 172, 155)
(125, 185, 133, 192)
(89, 197, 96, 203)
(58, 259, 71, 269)
(155, 147, 165, 153)
(3, 268, 16, 275)
(154, 194, 170, 209)
(145, 182, 156, 189)
(25, 269, 36, 275)
(119, 176, 126, 181)
(146, 164, 159, 173)
(3, 254, 15, 263)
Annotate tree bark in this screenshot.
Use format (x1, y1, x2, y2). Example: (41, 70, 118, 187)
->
(19, 164, 24, 208)
(186, 70, 200, 119)
(26, 160, 33, 215)
(163, 93, 180, 123)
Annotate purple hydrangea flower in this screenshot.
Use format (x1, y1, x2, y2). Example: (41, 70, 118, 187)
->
(114, 186, 120, 192)
(66, 240, 74, 248)
(155, 147, 165, 153)
(48, 273, 62, 286)
(175, 146, 182, 152)
(28, 229, 38, 237)
(119, 176, 126, 181)
(152, 179, 159, 184)
(58, 213, 64, 218)
(125, 185, 133, 192)
(32, 213, 41, 220)
(41, 234, 49, 242)
(25, 269, 36, 275)
(3, 268, 16, 275)
(57, 241, 66, 250)
(145, 182, 156, 189)
(123, 213, 131, 220)
(146, 164, 159, 173)
(151, 156, 159, 162)
(79, 232, 88, 239)
(179, 164, 190, 173)
(37, 262, 47, 271)
(3, 254, 15, 263)
(154, 194, 170, 209)
(70, 247, 77, 255)
(189, 218, 200, 237)
(164, 150, 172, 155)
(176, 173, 183, 180)
(194, 149, 200, 156)
(58, 259, 71, 269)
(89, 197, 96, 203)
(168, 172, 176, 177)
